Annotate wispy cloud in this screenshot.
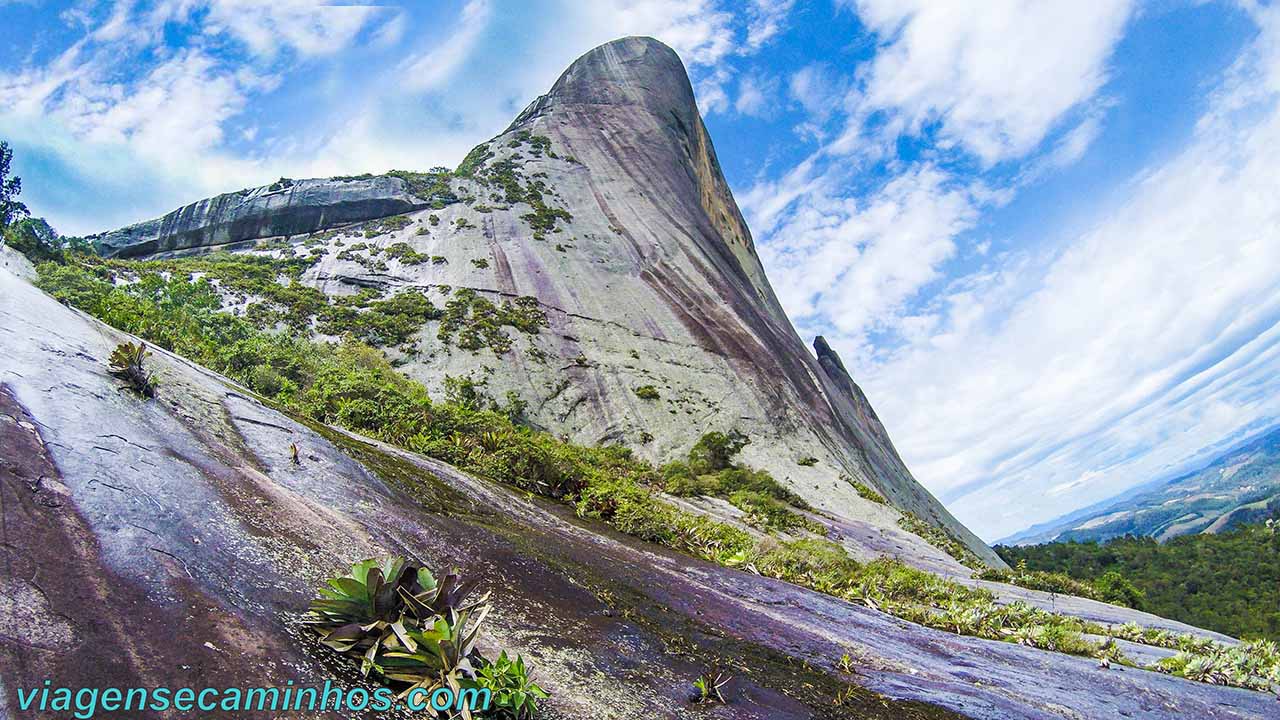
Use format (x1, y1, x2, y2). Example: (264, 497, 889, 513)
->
(742, 2, 1280, 540)
(399, 0, 491, 92)
(917, 15, 1280, 536)
(745, 0, 797, 51)
(734, 71, 779, 117)
(835, 0, 1135, 164)
(200, 0, 388, 59)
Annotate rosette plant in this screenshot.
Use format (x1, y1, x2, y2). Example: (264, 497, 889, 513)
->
(304, 556, 545, 718)
(304, 557, 439, 674)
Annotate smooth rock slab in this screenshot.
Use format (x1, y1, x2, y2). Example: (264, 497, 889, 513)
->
(2, 266, 1277, 719)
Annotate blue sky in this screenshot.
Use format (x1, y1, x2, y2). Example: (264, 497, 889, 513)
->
(3, 0, 1280, 541)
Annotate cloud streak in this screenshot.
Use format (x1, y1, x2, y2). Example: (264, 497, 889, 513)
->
(837, 0, 1135, 164)
(744, 1, 1280, 540)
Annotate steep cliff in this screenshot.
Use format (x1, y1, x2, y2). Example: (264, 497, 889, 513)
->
(92, 36, 999, 568)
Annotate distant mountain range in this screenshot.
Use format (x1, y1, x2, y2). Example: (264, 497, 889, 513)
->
(1000, 425, 1280, 545)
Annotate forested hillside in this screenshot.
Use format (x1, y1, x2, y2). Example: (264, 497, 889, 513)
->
(998, 518, 1280, 640)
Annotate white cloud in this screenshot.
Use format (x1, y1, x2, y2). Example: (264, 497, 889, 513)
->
(1, 1, 796, 234)
(399, 0, 491, 91)
(837, 0, 1134, 164)
(734, 72, 778, 117)
(748, 1, 1136, 355)
(0, 0, 399, 231)
(1042, 106, 1108, 171)
(737, 1, 1280, 542)
(573, 0, 736, 67)
(745, 0, 796, 51)
(845, 5, 1280, 540)
(753, 161, 982, 361)
(695, 67, 733, 115)
(201, 0, 386, 59)
(371, 9, 408, 49)
(558, 0, 756, 116)
(788, 63, 844, 122)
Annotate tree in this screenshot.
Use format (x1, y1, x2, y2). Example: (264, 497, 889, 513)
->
(688, 430, 750, 473)
(5, 217, 70, 263)
(0, 141, 28, 229)
(1093, 570, 1147, 610)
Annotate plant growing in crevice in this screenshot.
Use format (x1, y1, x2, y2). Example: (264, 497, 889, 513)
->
(844, 477, 886, 505)
(108, 342, 157, 398)
(386, 169, 456, 207)
(437, 289, 547, 354)
(691, 670, 731, 704)
(729, 490, 822, 534)
(468, 650, 548, 719)
(662, 431, 809, 510)
(385, 242, 430, 265)
(633, 385, 660, 400)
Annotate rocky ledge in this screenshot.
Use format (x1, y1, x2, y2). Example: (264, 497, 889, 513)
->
(92, 174, 450, 259)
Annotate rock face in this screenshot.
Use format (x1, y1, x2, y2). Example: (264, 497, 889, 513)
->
(4, 264, 1277, 720)
(93, 175, 441, 259)
(90, 36, 1000, 568)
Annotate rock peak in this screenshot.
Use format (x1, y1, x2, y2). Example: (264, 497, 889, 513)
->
(813, 336, 848, 376)
(510, 36, 698, 129)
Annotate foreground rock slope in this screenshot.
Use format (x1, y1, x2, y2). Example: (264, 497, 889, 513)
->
(92, 36, 998, 568)
(4, 260, 1278, 718)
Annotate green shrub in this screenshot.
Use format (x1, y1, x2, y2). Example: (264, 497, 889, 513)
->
(469, 651, 548, 719)
(728, 490, 817, 534)
(974, 564, 1105, 603)
(437, 289, 546, 354)
(897, 512, 986, 570)
(687, 431, 749, 474)
(997, 521, 1280, 641)
(846, 478, 886, 504)
(386, 169, 456, 206)
(1093, 571, 1147, 609)
(633, 385, 660, 400)
(5, 217, 89, 263)
(660, 432, 809, 510)
(384, 241, 430, 265)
